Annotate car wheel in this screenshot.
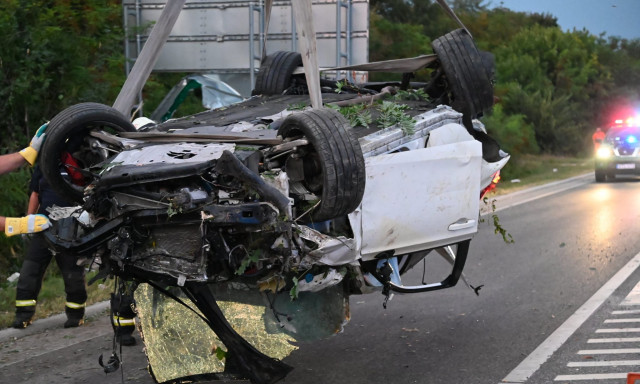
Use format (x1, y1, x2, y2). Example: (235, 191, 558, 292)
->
(431, 29, 494, 118)
(40, 103, 136, 203)
(278, 108, 365, 221)
(252, 51, 302, 96)
(595, 169, 606, 182)
(607, 172, 616, 181)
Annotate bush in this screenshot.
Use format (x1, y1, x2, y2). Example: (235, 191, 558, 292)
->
(482, 104, 539, 155)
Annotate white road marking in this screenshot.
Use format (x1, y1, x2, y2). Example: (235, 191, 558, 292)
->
(587, 337, 640, 343)
(621, 281, 640, 306)
(500, 251, 640, 384)
(578, 348, 640, 354)
(596, 328, 640, 333)
(567, 360, 640, 367)
(612, 310, 640, 315)
(604, 318, 640, 323)
(554, 373, 627, 381)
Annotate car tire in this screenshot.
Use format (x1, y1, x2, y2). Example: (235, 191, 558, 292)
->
(252, 51, 302, 96)
(431, 29, 494, 118)
(607, 172, 616, 181)
(40, 103, 136, 203)
(595, 169, 606, 182)
(278, 108, 365, 221)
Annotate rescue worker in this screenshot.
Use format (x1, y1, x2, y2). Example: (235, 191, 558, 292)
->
(110, 280, 137, 346)
(592, 127, 605, 152)
(1, 123, 51, 236)
(12, 164, 87, 329)
(104, 116, 156, 346)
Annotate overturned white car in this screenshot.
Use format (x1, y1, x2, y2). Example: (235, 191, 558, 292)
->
(40, 27, 508, 384)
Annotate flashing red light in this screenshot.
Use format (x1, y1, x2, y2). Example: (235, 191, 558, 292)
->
(611, 117, 639, 127)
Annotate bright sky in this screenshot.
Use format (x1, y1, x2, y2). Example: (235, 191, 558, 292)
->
(488, 0, 640, 40)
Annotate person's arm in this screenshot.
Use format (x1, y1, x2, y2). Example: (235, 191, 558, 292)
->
(2, 171, 51, 237)
(0, 152, 27, 175)
(27, 191, 39, 215)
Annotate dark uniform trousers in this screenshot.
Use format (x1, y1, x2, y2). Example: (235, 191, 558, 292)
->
(110, 281, 136, 342)
(15, 233, 87, 321)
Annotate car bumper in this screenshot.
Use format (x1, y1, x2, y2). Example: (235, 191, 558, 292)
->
(595, 157, 640, 174)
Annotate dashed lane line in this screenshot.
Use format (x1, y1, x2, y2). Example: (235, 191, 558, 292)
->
(577, 348, 640, 355)
(595, 328, 640, 333)
(554, 373, 627, 381)
(612, 310, 640, 315)
(587, 337, 640, 343)
(567, 360, 640, 367)
(603, 318, 640, 323)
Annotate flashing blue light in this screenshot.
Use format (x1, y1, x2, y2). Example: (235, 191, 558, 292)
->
(627, 135, 638, 144)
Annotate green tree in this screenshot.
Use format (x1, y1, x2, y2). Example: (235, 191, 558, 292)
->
(369, 13, 433, 81)
(493, 26, 612, 154)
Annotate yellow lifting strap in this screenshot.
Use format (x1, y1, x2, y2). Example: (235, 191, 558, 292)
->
(16, 299, 36, 307)
(65, 301, 86, 309)
(112, 316, 135, 327)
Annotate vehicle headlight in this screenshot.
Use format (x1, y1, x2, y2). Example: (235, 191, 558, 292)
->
(596, 147, 613, 158)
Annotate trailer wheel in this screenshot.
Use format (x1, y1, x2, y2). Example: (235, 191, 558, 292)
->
(278, 108, 365, 221)
(252, 51, 303, 96)
(432, 29, 494, 118)
(40, 103, 136, 203)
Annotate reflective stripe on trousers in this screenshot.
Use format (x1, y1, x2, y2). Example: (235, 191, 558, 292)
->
(65, 301, 86, 309)
(16, 299, 36, 307)
(112, 316, 135, 327)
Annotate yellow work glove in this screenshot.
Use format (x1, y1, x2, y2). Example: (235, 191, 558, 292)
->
(19, 123, 49, 165)
(5, 214, 51, 237)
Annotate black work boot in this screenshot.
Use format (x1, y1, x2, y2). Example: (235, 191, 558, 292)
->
(12, 311, 34, 329)
(64, 307, 85, 328)
(116, 326, 137, 346)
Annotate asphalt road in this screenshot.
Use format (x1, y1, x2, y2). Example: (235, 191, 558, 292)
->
(3, 173, 640, 384)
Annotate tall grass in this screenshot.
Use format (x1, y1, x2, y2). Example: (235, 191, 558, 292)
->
(494, 154, 593, 194)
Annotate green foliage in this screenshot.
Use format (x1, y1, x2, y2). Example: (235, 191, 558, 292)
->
(235, 250, 261, 275)
(0, 0, 125, 143)
(334, 104, 373, 128)
(215, 347, 227, 361)
(492, 26, 611, 154)
(393, 89, 429, 101)
(481, 104, 539, 154)
(287, 102, 307, 111)
(0, 1, 125, 277)
(289, 276, 299, 301)
(377, 101, 416, 134)
(369, 13, 434, 81)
